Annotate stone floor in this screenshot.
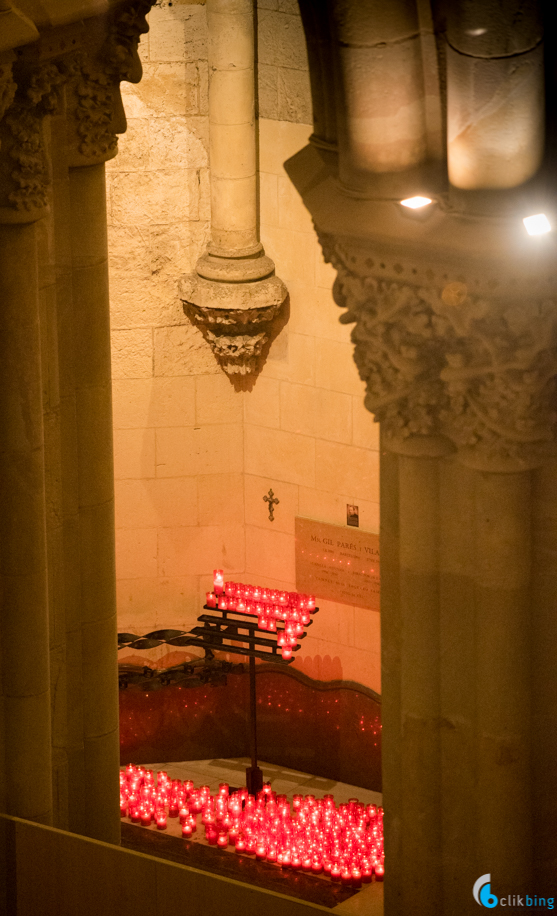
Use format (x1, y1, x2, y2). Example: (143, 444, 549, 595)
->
(142, 756, 383, 808)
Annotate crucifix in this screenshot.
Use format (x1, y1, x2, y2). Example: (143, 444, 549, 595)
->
(263, 488, 279, 521)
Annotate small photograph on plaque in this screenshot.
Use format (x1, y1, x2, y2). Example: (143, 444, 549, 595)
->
(346, 504, 359, 527)
(295, 517, 380, 612)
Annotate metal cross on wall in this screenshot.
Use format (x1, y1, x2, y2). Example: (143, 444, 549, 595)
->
(263, 488, 279, 521)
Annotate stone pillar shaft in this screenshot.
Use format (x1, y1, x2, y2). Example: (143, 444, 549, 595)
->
(474, 473, 532, 887)
(69, 163, 120, 845)
(181, 0, 287, 376)
(446, 0, 544, 189)
(329, 0, 429, 183)
(0, 222, 53, 826)
(399, 456, 441, 912)
(382, 454, 536, 914)
(207, 0, 257, 254)
(531, 464, 557, 892)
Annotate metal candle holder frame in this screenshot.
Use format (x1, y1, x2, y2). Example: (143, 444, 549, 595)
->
(187, 601, 319, 796)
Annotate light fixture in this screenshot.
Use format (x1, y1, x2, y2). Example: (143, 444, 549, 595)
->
(523, 213, 551, 236)
(400, 196, 433, 209)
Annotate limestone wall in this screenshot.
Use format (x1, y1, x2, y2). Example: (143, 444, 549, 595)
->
(108, 0, 381, 693)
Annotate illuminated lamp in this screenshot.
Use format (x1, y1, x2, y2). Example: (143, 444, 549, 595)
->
(523, 213, 551, 236)
(400, 196, 432, 209)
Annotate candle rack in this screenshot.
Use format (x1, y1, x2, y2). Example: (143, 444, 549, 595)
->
(185, 598, 319, 796)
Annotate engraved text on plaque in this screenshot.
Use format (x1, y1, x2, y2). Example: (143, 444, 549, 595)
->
(295, 517, 380, 611)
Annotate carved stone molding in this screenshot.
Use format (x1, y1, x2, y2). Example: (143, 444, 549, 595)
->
(0, 56, 67, 220)
(319, 232, 557, 472)
(66, 0, 152, 166)
(0, 0, 153, 220)
(180, 270, 287, 376)
(0, 56, 16, 127)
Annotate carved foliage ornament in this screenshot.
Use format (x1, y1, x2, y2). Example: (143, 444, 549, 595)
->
(319, 233, 557, 472)
(0, 0, 153, 214)
(182, 296, 283, 376)
(71, 0, 152, 163)
(4, 59, 68, 213)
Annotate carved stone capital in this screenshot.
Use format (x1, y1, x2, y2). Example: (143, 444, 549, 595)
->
(0, 1, 154, 218)
(320, 232, 557, 472)
(65, 0, 152, 167)
(0, 55, 16, 125)
(0, 55, 66, 221)
(180, 269, 287, 376)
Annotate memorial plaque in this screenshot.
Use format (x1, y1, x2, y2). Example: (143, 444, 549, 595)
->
(295, 517, 380, 611)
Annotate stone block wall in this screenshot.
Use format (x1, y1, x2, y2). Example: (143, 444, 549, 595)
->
(108, 0, 381, 694)
(245, 118, 381, 690)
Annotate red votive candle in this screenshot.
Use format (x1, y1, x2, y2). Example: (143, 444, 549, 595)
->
(341, 868, 352, 887)
(206, 825, 219, 845)
(281, 647, 293, 660)
(217, 831, 229, 848)
(244, 836, 256, 854)
(182, 822, 193, 838)
(202, 808, 215, 826)
(225, 581, 236, 596)
(375, 864, 385, 881)
(206, 592, 216, 608)
(351, 866, 362, 888)
(256, 843, 267, 860)
(331, 863, 342, 882)
(235, 835, 246, 854)
(156, 813, 167, 830)
(361, 860, 373, 883)
(140, 810, 152, 827)
(214, 569, 224, 595)
(218, 595, 227, 610)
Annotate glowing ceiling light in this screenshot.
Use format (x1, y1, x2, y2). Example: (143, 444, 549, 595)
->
(523, 213, 552, 236)
(400, 196, 433, 209)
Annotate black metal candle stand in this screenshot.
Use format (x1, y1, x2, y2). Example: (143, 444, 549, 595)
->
(185, 602, 319, 796)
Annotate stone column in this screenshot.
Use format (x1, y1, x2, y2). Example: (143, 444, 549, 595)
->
(0, 57, 53, 826)
(531, 463, 557, 892)
(180, 0, 287, 377)
(329, 0, 428, 180)
(63, 0, 152, 844)
(399, 456, 441, 912)
(312, 225, 557, 913)
(446, 0, 544, 189)
(0, 0, 155, 843)
(67, 161, 120, 843)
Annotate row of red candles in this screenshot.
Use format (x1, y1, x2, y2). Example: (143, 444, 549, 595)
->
(121, 765, 384, 888)
(209, 571, 317, 661)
